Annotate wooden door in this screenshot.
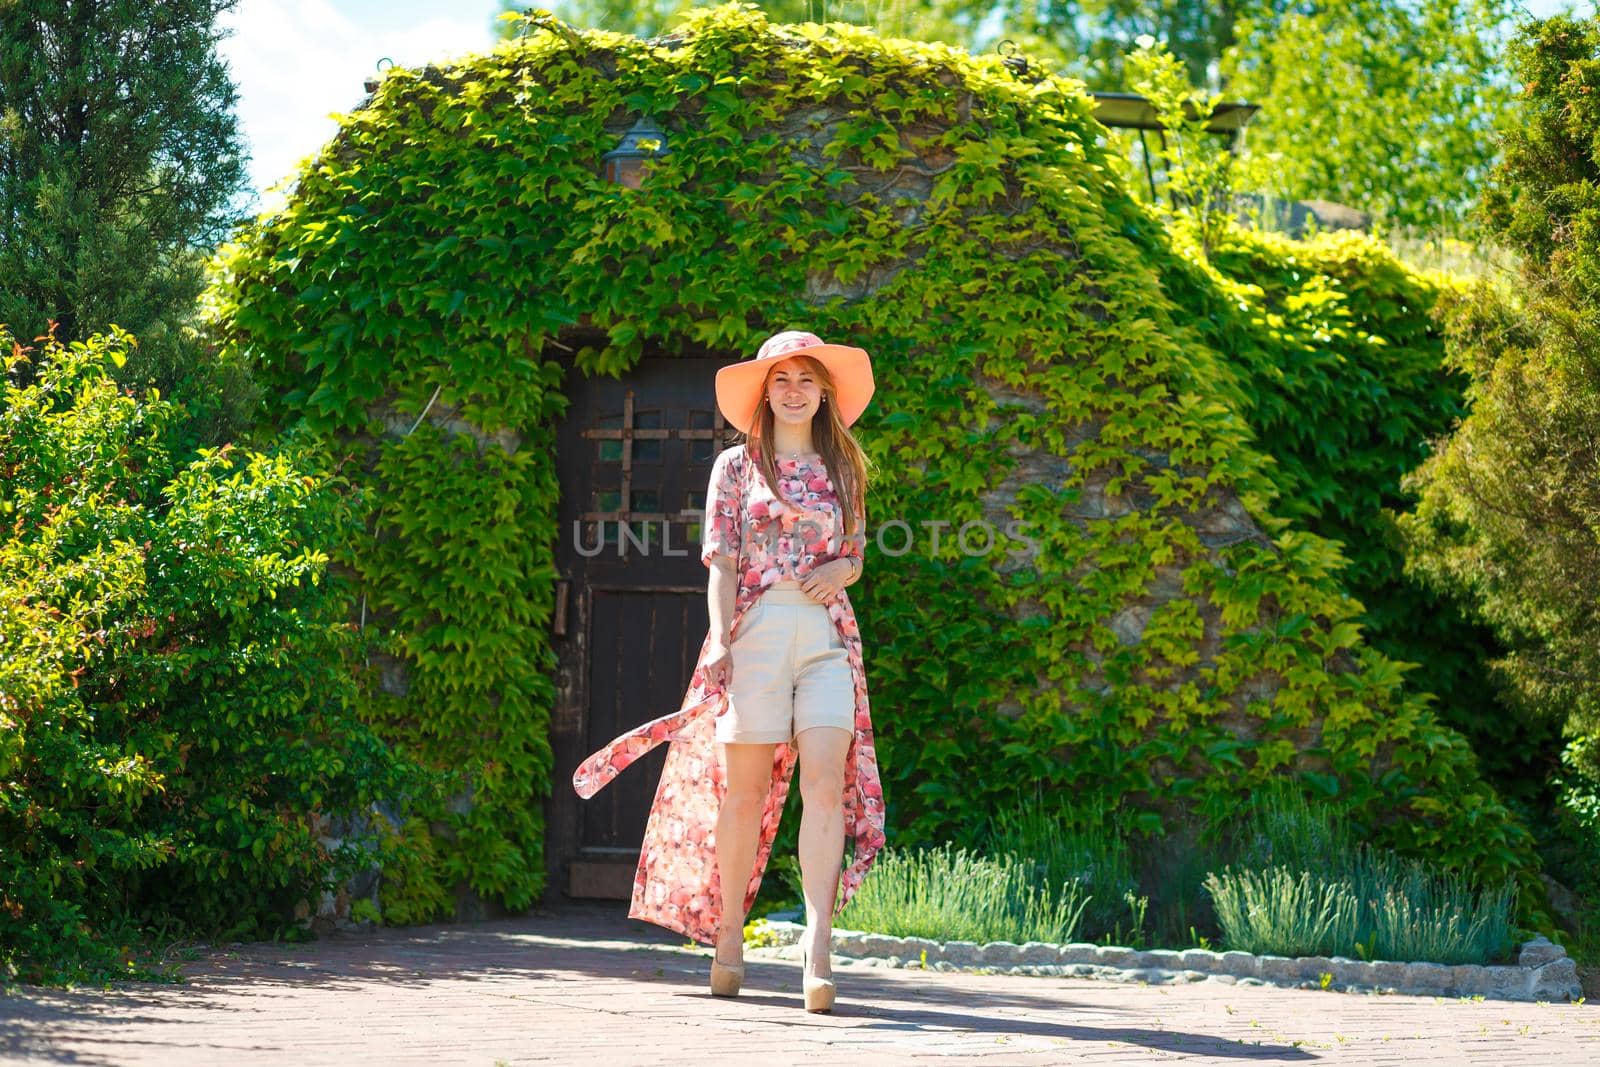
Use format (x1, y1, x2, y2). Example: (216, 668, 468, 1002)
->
(547, 351, 737, 899)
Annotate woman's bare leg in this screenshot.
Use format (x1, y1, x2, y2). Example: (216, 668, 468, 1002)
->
(795, 725, 852, 980)
(715, 741, 777, 965)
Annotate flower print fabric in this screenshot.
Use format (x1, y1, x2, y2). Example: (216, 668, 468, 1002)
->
(703, 448, 865, 583)
(573, 443, 884, 945)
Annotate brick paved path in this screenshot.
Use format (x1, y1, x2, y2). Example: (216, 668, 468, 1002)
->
(3, 904, 1597, 1066)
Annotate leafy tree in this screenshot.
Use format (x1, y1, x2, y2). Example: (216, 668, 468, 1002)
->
(1124, 35, 1240, 254)
(954, 0, 1254, 86)
(1222, 0, 1520, 234)
(0, 0, 255, 439)
(1400, 13, 1600, 829)
(496, 0, 973, 46)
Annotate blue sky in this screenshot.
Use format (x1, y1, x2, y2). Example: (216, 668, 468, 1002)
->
(220, 0, 506, 215)
(221, 0, 1585, 217)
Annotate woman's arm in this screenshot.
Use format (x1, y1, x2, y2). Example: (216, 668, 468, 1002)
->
(707, 556, 737, 644)
(704, 558, 737, 688)
(840, 499, 866, 586)
(700, 449, 742, 686)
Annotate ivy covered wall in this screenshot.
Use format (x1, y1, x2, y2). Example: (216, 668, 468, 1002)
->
(1161, 224, 1551, 805)
(205, 4, 1546, 925)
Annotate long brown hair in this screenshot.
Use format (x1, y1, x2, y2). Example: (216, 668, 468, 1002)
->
(742, 354, 871, 540)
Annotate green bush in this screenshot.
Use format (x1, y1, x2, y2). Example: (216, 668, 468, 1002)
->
(834, 844, 1090, 946)
(1155, 223, 1553, 799)
(0, 326, 424, 984)
(1550, 738, 1600, 899)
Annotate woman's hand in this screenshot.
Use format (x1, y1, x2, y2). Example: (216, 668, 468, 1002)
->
(800, 558, 855, 603)
(704, 639, 732, 690)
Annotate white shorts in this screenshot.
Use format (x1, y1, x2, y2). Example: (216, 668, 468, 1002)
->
(717, 586, 854, 744)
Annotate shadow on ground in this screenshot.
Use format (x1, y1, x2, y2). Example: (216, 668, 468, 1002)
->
(0, 904, 1313, 1065)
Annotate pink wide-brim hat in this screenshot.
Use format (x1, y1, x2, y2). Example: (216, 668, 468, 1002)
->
(715, 331, 875, 435)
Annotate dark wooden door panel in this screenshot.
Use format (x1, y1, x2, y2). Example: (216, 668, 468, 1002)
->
(547, 351, 738, 900)
(581, 588, 710, 851)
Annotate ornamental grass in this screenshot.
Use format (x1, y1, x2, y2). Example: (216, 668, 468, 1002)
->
(986, 796, 1150, 946)
(1203, 866, 1363, 958)
(834, 845, 1091, 946)
(1205, 785, 1518, 964)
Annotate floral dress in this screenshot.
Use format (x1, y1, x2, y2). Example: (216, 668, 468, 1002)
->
(571, 443, 886, 944)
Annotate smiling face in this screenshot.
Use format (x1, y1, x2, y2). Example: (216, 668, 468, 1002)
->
(764, 357, 824, 427)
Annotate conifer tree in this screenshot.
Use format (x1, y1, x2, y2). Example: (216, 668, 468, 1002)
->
(0, 0, 251, 430)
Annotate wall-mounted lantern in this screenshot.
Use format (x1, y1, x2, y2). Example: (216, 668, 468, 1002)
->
(601, 116, 671, 188)
(364, 57, 394, 96)
(997, 39, 1029, 77)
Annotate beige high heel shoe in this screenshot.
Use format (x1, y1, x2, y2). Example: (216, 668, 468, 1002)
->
(710, 928, 744, 996)
(709, 954, 745, 997)
(801, 940, 836, 1013)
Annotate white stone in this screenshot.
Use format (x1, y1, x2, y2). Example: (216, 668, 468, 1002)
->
(832, 932, 867, 954)
(1528, 958, 1582, 1001)
(1329, 958, 1374, 987)
(1058, 942, 1099, 965)
(1518, 936, 1567, 968)
(1298, 955, 1336, 982)
(1217, 950, 1258, 978)
(941, 940, 978, 965)
(1016, 940, 1059, 964)
(977, 940, 1020, 966)
(1256, 955, 1300, 983)
(1446, 964, 1487, 995)
(856, 933, 904, 957)
(1368, 960, 1408, 987)
(1485, 964, 1527, 999)
(1126, 968, 1171, 984)
(1406, 961, 1451, 993)
(1179, 948, 1222, 970)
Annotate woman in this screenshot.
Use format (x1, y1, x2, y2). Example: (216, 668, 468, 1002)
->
(572, 330, 886, 1014)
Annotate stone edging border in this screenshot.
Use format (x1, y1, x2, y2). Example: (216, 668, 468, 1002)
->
(757, 916, 1582, 1003)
